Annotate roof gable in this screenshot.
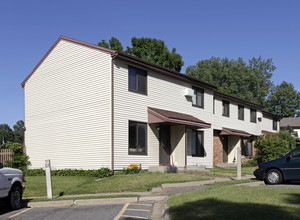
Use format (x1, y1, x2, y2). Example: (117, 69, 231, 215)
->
(21, 36, 116, 87)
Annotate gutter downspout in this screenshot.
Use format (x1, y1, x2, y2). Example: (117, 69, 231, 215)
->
(111, 52, 118, 173)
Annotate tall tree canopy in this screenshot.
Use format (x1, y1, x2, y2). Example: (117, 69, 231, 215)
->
(0, 124, 14, 144)
(265, 81, 300, 117)
(13, 120, 24, 144)
(98, 37, 123, 51)
(0, 120, 24, 146)
(98, 37, 184, 72)
(185, 56, 275, 105)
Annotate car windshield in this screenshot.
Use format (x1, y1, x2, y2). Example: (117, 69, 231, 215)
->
(284, 146, 300, 157)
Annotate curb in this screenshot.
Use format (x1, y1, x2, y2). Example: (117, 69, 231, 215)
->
(151, 196, 169, 220)
(27, 196, 166, 208)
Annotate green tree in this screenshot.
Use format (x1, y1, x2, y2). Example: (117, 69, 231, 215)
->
(4, 142, 31, 171)
(0, 124, 14, 145)
(265, 81, 300, 117)
(185, 56, 275, 105)
(98, 37, 184, 72)
(97, 37, 123, 51)
(13, 120, 24, 144)
(126, 37, 184, 72)
(254, 131, 296, 163)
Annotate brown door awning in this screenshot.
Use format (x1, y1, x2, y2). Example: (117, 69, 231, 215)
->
(148, 107, 211, 128)
(220, 127, 251, 137)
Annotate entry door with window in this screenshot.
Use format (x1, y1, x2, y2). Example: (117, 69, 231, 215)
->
(222, 136, 228, 163)
(159, 125, 171, 165)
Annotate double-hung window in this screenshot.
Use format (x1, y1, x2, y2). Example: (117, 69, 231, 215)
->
(222, 100, 230, 117)
(128, 66, 147, 94)
(128, 121, 147, 155)
(250, 109, 257, 123)
(191, 130, 205, 157)
(192, 87, 204, 108)
(273, 119, 278, 130)
(238, 105, 244, 120)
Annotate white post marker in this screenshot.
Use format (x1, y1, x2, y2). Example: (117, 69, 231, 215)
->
(237, 146, 241, 180)
(45, 159, 53, 199)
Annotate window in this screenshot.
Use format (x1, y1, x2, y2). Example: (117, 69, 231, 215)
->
(273, 119, 278, 131)
(128, 66, 147, 94)
(191, 130, 205, 157)
(291, 148, 300, 158)
(222, 101, 230, 117)
(238, 105, 244, 120)
(242, 139, 253, 156)
(250, 109, 256, 123)
(192, 87, 204, 108)
(128, 121, 147, 155)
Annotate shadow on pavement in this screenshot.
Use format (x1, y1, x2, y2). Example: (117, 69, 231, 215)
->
(0, 199, 31, 216)
(169, 198, 300, 220)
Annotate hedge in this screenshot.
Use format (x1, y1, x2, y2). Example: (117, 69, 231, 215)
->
(25, 168, 112, 178)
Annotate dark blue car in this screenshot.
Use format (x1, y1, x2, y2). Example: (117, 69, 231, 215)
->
(254, 145, 300, 184)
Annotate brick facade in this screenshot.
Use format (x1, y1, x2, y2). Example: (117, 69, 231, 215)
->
(214, 129, 257, 166)
(213, 130, 223, 166)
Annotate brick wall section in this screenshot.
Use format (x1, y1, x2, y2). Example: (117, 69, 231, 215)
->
(213, 130, 223, 166)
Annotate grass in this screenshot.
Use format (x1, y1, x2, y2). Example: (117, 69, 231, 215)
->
(28, 194, 140, 202)
(23, 172, 209, 197)
(206, 179, 258, 187)
(168, 186, 300, 220)
(198, 166, 256, 177)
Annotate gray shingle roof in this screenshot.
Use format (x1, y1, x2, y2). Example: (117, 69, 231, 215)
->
(280, 117, 300, 128)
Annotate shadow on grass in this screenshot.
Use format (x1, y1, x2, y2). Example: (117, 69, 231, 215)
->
(286, 193, 300, 205)
(169, 198, 300, 220)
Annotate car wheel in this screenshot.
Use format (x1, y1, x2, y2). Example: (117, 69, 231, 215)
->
(265, 169, 282, 185)
(8, 185, 22, 209)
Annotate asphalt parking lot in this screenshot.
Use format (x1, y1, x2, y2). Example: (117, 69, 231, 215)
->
(0, 202, 154, 220)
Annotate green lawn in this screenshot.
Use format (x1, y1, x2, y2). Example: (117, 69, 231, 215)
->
(168, 186, 300, 220)
(201, 166, 255, 177)
(205, 179, 258, 187)
(23, 172, 209, 197)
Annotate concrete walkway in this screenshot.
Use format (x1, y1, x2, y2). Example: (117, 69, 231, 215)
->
(25, 175, 256, 219)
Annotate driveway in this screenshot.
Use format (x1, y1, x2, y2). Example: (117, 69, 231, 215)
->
(0, 202, 154, 220)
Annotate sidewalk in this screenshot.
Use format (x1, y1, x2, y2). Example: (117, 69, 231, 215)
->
(25, 175, 256, 219)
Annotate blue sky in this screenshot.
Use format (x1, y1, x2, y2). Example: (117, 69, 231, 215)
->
(0, 0, 299, 127)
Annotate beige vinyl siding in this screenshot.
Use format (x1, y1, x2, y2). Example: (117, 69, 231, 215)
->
(113, 60, 214, 169)
(171, 125, 185, 167)
(213, 96, 262, 136)
(262, 115, 278, 133)
(227, 136, 241, 163)
(24, 40, 112, 169)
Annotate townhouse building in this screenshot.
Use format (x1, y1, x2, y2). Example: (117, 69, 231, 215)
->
(22, 36, 280, 170)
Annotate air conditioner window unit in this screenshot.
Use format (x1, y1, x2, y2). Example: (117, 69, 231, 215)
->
(257, 112, 262, 119)
(184, 88, 194, 97)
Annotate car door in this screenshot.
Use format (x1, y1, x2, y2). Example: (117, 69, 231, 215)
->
(0, 168, 9, 197)
(283, 148, 300, 180)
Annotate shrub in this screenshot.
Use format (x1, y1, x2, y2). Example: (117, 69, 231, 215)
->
(24, 168, 112, 178)
(25, 168, 45, 176)
(254, 131, 296, 163)
(122, 163, 141, 174)
(242, 158, 258, 167)
(4, 142, 31, 171)
(166, 165, 178, 173)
